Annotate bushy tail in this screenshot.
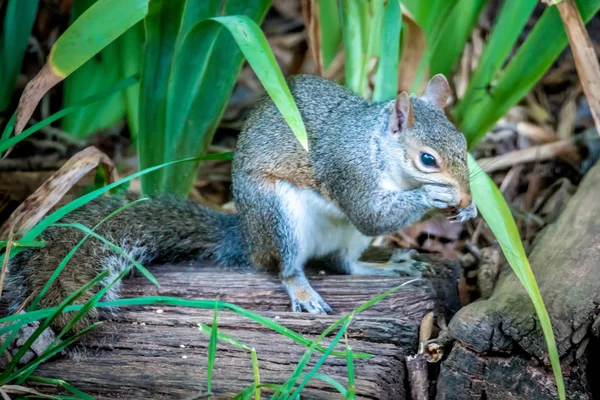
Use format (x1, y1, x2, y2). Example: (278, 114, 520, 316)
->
(3, 196, 248, 327)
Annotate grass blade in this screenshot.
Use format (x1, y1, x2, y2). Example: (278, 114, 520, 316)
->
(288, 317, 353, 399)
(468, 155, 564, 399)
(344, 333, 355, 400)
(2, 152, 232, 259)
(29, 198, 149, 311)
(51, 223, 159, 286)
(198, 323, 261, 399)
(272, 315, 351, 399)
(207, 300, 219, 397)
(8, 323, 102, 384)
(27, 377, 94, 400)
(0, 270, 109, 380)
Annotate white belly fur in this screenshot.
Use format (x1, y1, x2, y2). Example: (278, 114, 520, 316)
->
(276, 181, 372, 262)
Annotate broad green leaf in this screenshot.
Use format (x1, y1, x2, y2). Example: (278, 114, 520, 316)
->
(339, 0, 370, 96)
(210, 14, 307, 150)
(119, 21, 144, 141)
(0, 0, 39, 111)
(161, 1, 271, 197)
(138, 0, 186, 196)
(49, 0, 149, 77)
(372, 0, 401, 102)
(319, 0, 342, 69)
(428, 0, 487, 78)
(468, 155, 564, 399)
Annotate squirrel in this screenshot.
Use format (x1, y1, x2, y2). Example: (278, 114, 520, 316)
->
(6, 74, 477, 329)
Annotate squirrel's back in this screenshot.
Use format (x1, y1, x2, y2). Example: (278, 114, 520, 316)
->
(234, 75, 375, 194)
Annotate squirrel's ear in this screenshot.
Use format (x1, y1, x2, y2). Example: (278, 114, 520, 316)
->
(421, 74, 450, 110)
(390, 91, 414, 134)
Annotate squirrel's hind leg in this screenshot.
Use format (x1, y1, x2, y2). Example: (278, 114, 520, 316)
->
(235, 178, 334, 314)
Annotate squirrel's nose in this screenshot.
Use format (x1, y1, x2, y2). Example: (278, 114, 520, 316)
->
(459, 193, 472, 208)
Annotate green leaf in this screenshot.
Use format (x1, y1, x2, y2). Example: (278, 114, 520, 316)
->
(372, 0, 401, 102)
(61, 0, 144, 138)
(0, 0, 39, 111)
(453, 0, 537, 126)
(207, 300, 219, 396)
(1, 270, 109, 381)
(27, 377, 94, 400)
(339, 0, 370, 96)
(137, 0, 186, 196)
(428, 0, 487, 78)
(49, 0, 149, 77)
(458, 0, 600, 145)
(210, 14, 307, 149)
(160, 1, 271, 197)
(288, 317, 353, 399)
(468, 155, 564, 399)
(319, 0, 342, 69)
(0, 75, 139, 155)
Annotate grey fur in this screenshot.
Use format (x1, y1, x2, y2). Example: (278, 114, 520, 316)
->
(8, 75, 474, 325)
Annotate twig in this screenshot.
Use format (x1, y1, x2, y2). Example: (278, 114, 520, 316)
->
(476, 140, 580, 173)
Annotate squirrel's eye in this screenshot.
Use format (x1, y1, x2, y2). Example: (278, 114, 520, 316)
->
(420, 152, 437, 167)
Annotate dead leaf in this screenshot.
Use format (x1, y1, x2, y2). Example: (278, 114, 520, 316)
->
(419, 312, 434, 345)
(554, 0, 600, 134)
(0, 147, 118, 239)
(5, 63, 63, 159)
(397, 9, 427, 93)
(301, 0, 323, 76)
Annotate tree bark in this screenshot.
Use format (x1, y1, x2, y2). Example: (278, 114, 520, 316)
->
(28, 255, 461, 399)
(437, 161, 600, 399)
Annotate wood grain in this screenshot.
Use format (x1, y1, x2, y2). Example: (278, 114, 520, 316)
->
(30, 258, 461, 399)
(438, 161, 600, 399)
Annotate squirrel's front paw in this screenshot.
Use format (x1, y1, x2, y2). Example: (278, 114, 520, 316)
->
(421, 185, 460, 209)
(448, 202, 478, 223)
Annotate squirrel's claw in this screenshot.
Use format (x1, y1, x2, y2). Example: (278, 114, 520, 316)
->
(282, 276, 333, 315)
(448, 202, 478, 223)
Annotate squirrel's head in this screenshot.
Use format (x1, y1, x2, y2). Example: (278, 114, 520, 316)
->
(385, 74, 471, 208)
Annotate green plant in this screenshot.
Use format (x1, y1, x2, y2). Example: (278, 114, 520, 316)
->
(61, 0, 143, 139)
(302, 1, 600, 398)
(0, 0, 39, 111)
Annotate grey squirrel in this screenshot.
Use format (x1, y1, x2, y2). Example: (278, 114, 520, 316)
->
(7, 74, 477, 329)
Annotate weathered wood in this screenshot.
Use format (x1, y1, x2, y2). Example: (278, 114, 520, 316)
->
(436, 161, 600, 399)
(29, 258, 461, 399)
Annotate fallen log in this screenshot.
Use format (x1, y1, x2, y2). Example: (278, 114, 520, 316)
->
(24, 255, 461, 399)
(437, 161, 600, 399)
